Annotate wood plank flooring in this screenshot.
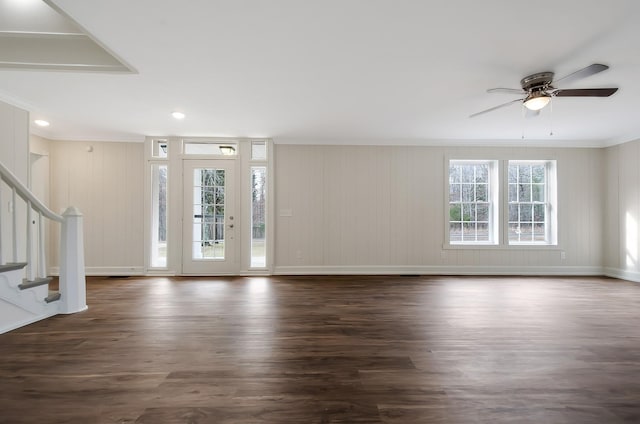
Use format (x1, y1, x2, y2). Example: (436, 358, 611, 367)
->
(1, 275, 639, 423)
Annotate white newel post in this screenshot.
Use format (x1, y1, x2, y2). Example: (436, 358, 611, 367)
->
(59, 207, 87, 313)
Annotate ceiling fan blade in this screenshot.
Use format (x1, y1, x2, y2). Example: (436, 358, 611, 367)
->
(470, 99, 522, 118)
(554, 87, 618, 97)
(487, 88, 526, 95)
(553, 63, 609, 86)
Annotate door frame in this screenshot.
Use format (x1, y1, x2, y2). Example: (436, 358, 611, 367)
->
(144, 137, 274, 276)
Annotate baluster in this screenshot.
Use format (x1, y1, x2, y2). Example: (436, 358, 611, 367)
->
(26, 200, 35, 281)
(39, 212, 46, 279)
(12, 188, 17, 263)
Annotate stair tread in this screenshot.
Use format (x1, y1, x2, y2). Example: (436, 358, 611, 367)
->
(19, 277, 52, 290)
(0, 262, 28, 273)
(45, 291, 61, 303)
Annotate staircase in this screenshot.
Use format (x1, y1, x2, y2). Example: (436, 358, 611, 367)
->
(0, 161, 86, 334)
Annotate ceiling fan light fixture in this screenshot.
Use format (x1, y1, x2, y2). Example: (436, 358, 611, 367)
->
(523, 93, 551, 111)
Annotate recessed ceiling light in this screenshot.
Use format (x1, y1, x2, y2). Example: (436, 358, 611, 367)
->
(172, 111, 185, 120)
(34, 119, 50, 127)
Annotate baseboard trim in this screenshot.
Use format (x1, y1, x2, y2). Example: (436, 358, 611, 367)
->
(49, 267, 145, 276)
(603, 267, 640, 283)
(43, 265, 620, 278)
(274, 265, 605, 276)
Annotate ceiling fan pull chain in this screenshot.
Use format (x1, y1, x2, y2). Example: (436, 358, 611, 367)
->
(521, 104, 526, 139)
(549, 97, 554, 136)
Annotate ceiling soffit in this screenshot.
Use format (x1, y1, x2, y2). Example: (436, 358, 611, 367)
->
(0, 0, 133, 73)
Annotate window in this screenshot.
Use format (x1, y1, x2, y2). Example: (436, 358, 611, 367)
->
(150, 164, 168, 267)
(508, 161, 556, 244)
(447, 159, 557, 247)
(251, 141, 267, 160)
(191, 168, 226, 259)
(251, 167, 267, 267)
(448, 160, 496, 244)
(183, 141, 238, 156)
(152, 140, 168, 158)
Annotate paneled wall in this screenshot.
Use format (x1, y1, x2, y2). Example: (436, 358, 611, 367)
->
(49, 140, 144, 274)
(274, 144, 604, 274)
(37, 139, 611, 276)
(0, 100, 29, 264)
(0, 100, 28, 179)
(603, 138, 640, 281)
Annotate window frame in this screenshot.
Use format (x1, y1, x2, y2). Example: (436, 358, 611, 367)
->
(145, 137, 171, 273)
(505, 160, 557, 246)
(249, 165, 267, 268)
(446, 159, 499, 246)
(149, 163, 169, 268)
(445, 158, 558, 249)
(246, 140, 271, 271)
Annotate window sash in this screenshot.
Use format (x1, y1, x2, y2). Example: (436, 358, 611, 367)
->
(448, 161, 494, 244)
(507, 161, 551, 244)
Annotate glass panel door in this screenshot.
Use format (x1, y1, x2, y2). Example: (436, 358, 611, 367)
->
(182, 160, 237, 274)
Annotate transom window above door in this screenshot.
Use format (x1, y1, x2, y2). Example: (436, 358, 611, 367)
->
(183, 141, 238, 156)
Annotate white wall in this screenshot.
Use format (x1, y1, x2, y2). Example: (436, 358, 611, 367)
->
(29, 134, 52, 273)
(0, 100, 29, 265)
(49, 140, 145, 275)
(0, 100, 28, 179)
(30, 134, 51, 198)
(34, 139, 611, 277)
(0, 100, 34, 330)
(274, 144, 604, 274)
(603, 138, 640, 281)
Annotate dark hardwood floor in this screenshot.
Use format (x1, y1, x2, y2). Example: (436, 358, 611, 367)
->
(1, 275, 639, 423)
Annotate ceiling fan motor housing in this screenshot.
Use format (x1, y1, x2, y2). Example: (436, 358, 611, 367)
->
(520, 72, 555, 91)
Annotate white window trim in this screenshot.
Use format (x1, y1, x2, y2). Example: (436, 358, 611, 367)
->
(144, 137, 173, 273)
(504, 160, 557, 246)
(445, 157, 558, 249)
(445, 159, 499, 246)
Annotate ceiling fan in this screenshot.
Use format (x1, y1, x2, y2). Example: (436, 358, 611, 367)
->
(470, 63, 618, 118)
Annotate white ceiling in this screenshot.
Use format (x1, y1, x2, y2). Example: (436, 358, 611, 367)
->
(1, 0, 639, 146)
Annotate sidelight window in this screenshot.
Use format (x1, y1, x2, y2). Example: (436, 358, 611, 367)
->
(150, 164, 168, 267)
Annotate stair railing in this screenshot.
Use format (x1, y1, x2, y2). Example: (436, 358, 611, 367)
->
(0, 160, 86, 313)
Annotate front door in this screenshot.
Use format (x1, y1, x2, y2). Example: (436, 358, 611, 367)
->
(182, 159, 237, 274)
